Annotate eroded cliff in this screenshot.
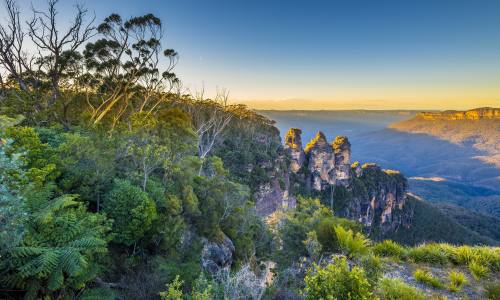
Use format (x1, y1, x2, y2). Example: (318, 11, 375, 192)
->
(281, 128, 412, 238)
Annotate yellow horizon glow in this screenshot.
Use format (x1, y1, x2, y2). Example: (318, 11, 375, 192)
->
(236, 97, 500, 110)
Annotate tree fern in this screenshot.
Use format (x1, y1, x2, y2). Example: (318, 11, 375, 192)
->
(0, 188, 110, 299)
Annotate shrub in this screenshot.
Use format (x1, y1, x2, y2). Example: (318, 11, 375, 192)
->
(159, 275, 183, 300)
(376, 278, 425, 300)
(448, 245, 476, 265)
(103, 179, 157, 246)
(484, 281, 500, 300)
(361, 255, 383, 285)
(407, 244, 448, 265)
(447, 270, 468, 292)
(468, 260, 490, 280)
(373, 240, 405, 259)
(413, 268, 443, 288)
(334, 226, 370, 259)
(304, 257, 372, 300)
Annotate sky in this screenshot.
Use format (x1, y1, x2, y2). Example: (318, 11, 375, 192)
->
(3, 0, 500, 110)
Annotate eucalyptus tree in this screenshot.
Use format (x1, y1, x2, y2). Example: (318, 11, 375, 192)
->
(83, 13, 179, 127)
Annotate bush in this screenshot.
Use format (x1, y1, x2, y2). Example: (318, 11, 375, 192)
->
(469, 260, 490, 280)
(407, 244, 449, 265)
(376, 278, 425, 300)
(373, 240, 406, 259)
(103, 179, 157, 246)
(334, 226, 370, 259)
(484, 281, 500, 300)
(413, 268, 443, 288)
(361, 255, 383, 286)
(447, 270, 468, 292)
(304, 257, 372, 300)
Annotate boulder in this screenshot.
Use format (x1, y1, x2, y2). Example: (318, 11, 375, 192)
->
(201, 234, 235, 274)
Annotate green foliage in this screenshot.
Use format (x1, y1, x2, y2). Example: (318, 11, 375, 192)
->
(373, 240, 406, 259)
(376, 278, 425, 300)
(103, 179, 157, 247)
(447, 270, 467, 292)
(484, 281, 500, 300)
(385, 196, 494, 246)
(158, 273, 214, 300)
(413, 268, 443, 288)
(191, 273, 214, 300)
(160, 275, 184, 300)
(469, 260, 490, 280)
(79, 287, 117, 300)
(407, 243, 449, 265)
(304, 257, 372, 300)
(56, 131, 115, 209)
(334, 226, 370, 259)
(360, 254, 383, 286)
(1, 186, 110, 299)
(0, 139, 26, 249)
(304, 231, 322, 261)
(4, 126, 58, 185)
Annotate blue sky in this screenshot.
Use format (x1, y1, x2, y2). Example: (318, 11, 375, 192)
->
(4, 0, 500, 109)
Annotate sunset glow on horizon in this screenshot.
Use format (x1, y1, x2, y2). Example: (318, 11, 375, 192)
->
(2, 0, 500, 110)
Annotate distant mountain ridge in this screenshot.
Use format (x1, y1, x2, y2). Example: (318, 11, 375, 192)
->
(415, 107, 500, 121)
(390, 107, 500, 168)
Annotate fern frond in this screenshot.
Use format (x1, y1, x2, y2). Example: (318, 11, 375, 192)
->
(68, 237, 106, 250)
(10, 246, 46, 258)
(47, 268, 64, 291)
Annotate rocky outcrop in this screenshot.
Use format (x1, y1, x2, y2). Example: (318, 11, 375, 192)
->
(305, 131, 336, 190)
(255, 178, 286, 215)
(283, 128, 411, 237)
(332, 136, 351, 186)
(284, 128, 305, 173)
(337, 163, 410, 236)
(201, 234, 235, 274)
(254, 125, 412, 238)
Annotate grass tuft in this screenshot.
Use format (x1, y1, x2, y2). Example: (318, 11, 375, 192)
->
(413, 268, 443, 288)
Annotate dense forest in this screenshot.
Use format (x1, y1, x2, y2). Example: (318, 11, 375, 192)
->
(0, 1, 499, 299)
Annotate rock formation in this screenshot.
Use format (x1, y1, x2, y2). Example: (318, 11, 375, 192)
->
(280, 128, 412, 238)
(201, 234, 235, 274)
(336, 163, 410, 236)
(252, 125, 412, 239)
(284, 128, 305, 173)
(305, 131, 336, 190)
(332, 136, 351, 186)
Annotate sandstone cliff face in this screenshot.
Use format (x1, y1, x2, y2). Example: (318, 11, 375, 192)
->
(305, 131, 336, 190)
(338, 163, 411, 236)
(416, 107, 500, 121)
(284, 128, 305, 173)
(283, 128, 411, 237)
(333, 136, 351, 186)
(252, 125, 412, 238)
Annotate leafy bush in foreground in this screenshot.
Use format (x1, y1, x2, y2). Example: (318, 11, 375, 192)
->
(376, 278, 425, 300)
(373, 240, 406, 259)
(304, 257, 372, 300)
(334, 226, 370, 259)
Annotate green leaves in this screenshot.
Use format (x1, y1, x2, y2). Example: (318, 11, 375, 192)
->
(334, 226, 371, 259)
(103, 179, 157, 246)
(304, 257, 372, 300)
